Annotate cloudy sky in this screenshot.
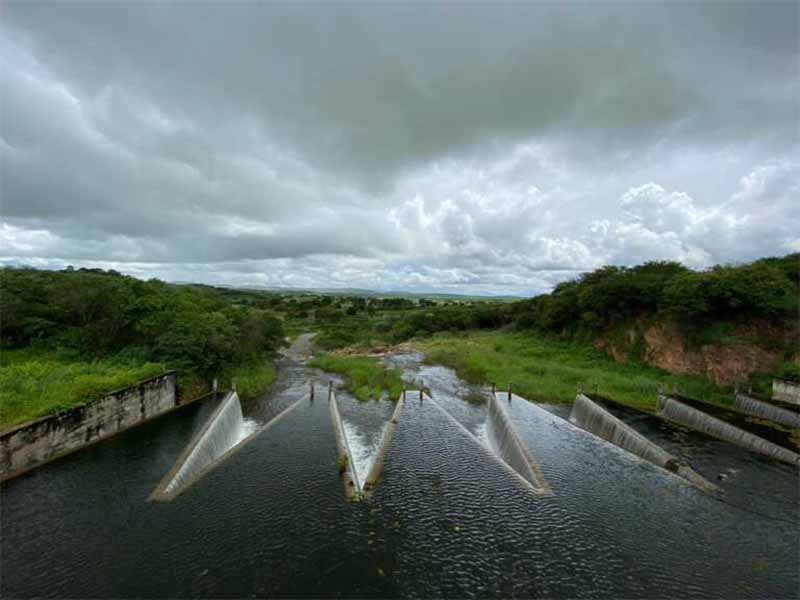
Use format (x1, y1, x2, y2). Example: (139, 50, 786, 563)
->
(1, 2, 797, 295)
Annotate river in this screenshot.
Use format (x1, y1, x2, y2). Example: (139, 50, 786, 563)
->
(1, 344, 796, 598)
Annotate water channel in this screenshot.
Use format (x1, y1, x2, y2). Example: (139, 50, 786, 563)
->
(1, 343, 797, 598)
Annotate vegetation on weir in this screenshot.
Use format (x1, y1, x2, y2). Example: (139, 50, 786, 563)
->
(415, 331, 731, 411)
(308, 354, 405, 402)
(0, 349, 166, 428)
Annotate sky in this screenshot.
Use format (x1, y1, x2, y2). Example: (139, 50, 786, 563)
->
(1, 2, 798, 296)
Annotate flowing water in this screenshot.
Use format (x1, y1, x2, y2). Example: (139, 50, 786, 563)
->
(733, 393, 800, 428)
(657, 395, 800, 465)
(1, 347, 797, 598)
(159, 391, 258, 497)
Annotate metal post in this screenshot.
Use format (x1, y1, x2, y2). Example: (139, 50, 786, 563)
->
(310, 381, 315, 401)
(212, 377, 218, 393)
(328, 380, 333, 401)
(420, 382, 424, 401)
(507, 383, 512, 402)
(232, 379, 237, 392)
(577, 382, 583, 395)
(491, 382, 496, 395)
(403, 387, 406, 401)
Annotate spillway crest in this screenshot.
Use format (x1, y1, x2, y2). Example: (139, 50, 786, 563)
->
(571, 395, 717, 492)
(488, 393, 552, 494)
(657, 395, 800, 466)
(733, 394, 800, 429)
(329, 392, 362, 500)
(153, 391, 249, 500)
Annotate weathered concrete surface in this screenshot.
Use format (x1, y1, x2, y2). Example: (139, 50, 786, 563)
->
(656, 395, 800, 466)
(362, 391, 405, 499)
(329, 391, 361, 500)
(0, 372, 177, 481)
(773, 380, 800, 406)
(571, 394, 717, 493)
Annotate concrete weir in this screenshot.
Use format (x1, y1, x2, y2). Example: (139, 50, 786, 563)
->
(571, 395, 718, 493)
(657, 395, 800, 466)
(489, 392, 552, 495)
(151, 392, 304, 501)
(329, 392, 362, 501)
(362, 392, 406, 499)
(732, 393, 800, 429)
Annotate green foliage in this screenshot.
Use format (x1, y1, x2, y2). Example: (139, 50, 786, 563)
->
(308, 354, 404, 401)
(417, 331, 730, 411)
(226, 362, 277, 400)
(514, 254, 798, 337)
(0, 267, 286, 381)
(0, 351, 166, 428)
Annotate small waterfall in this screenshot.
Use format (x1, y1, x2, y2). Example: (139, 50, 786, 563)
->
(487, 393, 552, 494)
(657, 395, 800, 466)
(329, 393, 362, 499)
(571, 395, 717, 492)
(363, 392, 405, 498)
(733, 394, 800, 429)
(154, 391, 251, 500)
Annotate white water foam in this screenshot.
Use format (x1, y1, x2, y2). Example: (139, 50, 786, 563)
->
(342, 420, 390, 492)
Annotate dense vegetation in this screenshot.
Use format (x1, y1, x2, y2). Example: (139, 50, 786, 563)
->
(1, 253, 796, 426)
(513, 254, 798, 337)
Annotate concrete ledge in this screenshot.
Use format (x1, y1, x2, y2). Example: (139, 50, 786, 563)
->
(362, 391, 406, 499)
(571, 394, 718, 493)
(1, 371, 177, 481)
(329, 392, 361, 501)
(772, 379, 800, 407)
(657, 395, 800, 466)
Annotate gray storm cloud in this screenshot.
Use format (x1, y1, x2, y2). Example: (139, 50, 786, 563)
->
(1, 2, 797, 295)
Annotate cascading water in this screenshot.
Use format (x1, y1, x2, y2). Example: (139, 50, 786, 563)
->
(571, 395, 717, 492)
(329, 392, 362, 499)
(657, 395, 800, 466)
(152, 391, 256, 500)
(733, 394, 800, 429)
(487, 393, 552, 494)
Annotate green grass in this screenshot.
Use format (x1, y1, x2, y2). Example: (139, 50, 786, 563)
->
(415, 330, 731, 411)
(0, 350, 166, 429)
(308, 353, 404, 401)
(226, 361, 277, 399)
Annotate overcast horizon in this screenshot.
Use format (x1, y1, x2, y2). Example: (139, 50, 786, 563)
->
(1, 2, 798, 296)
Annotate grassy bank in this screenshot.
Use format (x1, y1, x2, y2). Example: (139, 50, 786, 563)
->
(226, 362, 277, 399)
(308, 353, 404, 401)
(414, 331, 730, 411)
(0, 350, 167, 429)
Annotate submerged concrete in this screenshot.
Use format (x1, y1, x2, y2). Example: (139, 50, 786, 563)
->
(733, 393, 800, 429)
(571, 394, 717, 493)
(489, 392, 552, 495)
(151, 393, 304, 501)
(1, 372, 177, 481)
(657, 395, 800, 466)
(362, 391, 405, 499)
(329, 391, 362, 500)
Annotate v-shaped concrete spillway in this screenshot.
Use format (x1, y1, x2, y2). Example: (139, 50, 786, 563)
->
(329, 390, 405, 501)
(570, 394, 718, 493)
(487, 392, 553, 495)
(151, 392, 304, 501)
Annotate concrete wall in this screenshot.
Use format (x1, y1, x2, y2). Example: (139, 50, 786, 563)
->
(1, 372, 177, 481)
(773, 380, 800, 406)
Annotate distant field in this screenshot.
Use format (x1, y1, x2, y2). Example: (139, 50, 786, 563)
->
(414, 331, 731, 411)
(0, 350, 166, 429)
